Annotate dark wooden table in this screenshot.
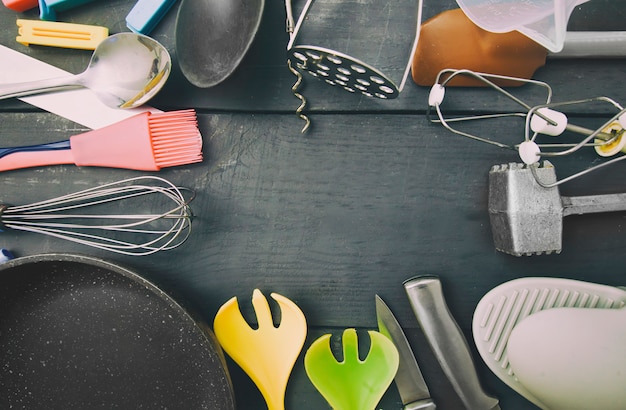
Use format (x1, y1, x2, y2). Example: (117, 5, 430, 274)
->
(1, 0, 625, 409)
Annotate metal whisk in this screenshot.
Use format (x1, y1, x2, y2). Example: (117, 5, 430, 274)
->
(0, 176, 194, 256)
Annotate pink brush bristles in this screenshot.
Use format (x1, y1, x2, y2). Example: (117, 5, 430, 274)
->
(147, 109, 203, 169)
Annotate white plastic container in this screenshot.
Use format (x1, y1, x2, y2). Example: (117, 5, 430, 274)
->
(455, 0, 590, 52)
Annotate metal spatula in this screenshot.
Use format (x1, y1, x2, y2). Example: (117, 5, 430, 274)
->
(304, 328, 399, 410)
(213, 289, 307, 410)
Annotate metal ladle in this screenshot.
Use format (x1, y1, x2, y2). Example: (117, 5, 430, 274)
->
(0, 33, 171, 109)
(175, 0, 265, 88)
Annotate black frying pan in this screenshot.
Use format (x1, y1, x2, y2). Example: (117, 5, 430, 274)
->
(0, 254, 235, 409)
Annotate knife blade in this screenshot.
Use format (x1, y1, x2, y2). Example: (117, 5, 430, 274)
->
(375, 294, 437, 410)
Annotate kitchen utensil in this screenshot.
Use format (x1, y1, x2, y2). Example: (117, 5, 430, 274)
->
(507, 306, 626, 410)
(3, 0, 37, 11)
(412, 8, 626, 86)
(428, 69, 555, 150)
(472, 277, 626, 409)
(0, 176, 194, 256)
(304, 328, 399, 410)
(0, 44, 157, 129)
(175, 0, 264, 88)
(428, 68, 626, 185)
(126, 0, 177, 35)
(286, 0, 423, 99)
(0, 253, 235, 409)
(39, 0, 97, 20)
(456, 0, 588, 52)
(213, 289, 307, 410)
(0, 32, 171, 109)
(404, 276, 501, 410)
(429, 69, 619, 146)
(375, 295, 436, 410)
(488, 161, 626, 256)
(16, 19, 109, 50)
(0, 109, 202, 172)
(286, 59, 310, 133)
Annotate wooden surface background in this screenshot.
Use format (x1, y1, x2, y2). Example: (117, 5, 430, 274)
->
(1, 0, 626, 408)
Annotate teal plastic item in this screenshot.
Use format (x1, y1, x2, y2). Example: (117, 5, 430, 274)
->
(126, 0, 177, 35)
(304, 328, 399, 410)
(38, 0, 97, 20)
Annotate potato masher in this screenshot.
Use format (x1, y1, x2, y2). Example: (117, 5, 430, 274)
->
(285, 0, 423, 99)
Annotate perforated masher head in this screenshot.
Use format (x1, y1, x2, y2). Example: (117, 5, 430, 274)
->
(285, 0, 424, 99)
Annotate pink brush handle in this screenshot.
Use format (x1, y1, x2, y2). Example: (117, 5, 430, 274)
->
(0, 150, 74, 171)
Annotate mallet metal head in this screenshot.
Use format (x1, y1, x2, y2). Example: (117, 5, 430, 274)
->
(488, 161, 563, 256)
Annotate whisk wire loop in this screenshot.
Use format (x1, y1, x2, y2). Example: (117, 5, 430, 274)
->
(430, 68, 626, 187)
(1, 176, 194, 256)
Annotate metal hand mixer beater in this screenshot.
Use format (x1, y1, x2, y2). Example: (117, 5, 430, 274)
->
(428, 69, 626, 187)
(0, 176, 194, 256)
(284, 0, 424, 131)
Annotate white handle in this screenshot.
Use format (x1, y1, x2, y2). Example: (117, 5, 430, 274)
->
(550, 31, 626, 58)
(0, 74, 81, 100)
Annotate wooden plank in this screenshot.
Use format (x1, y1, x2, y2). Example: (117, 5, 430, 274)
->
(1, 111, 624, 322)
(1, 111, 623, 408)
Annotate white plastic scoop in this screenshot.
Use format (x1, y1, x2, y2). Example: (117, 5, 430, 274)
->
(472, 277, 626, 409)
(507, 306, 626, 410)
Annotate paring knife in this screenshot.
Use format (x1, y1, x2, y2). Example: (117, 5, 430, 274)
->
(375, 294, 437, 410)
(403, 276, 501, 410)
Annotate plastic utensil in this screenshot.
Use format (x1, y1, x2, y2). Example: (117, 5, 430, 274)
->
(0, 32, 171, 108)
(507, 307, 626, 410)
(304, 328, 399, 410)
(472, 277, 626, 409)
(213, 289, 307, 410)
(455, 0, 588, 52)
(175, 0, 264, 88)
(2, 0, 38, 12)
(16, 19, 109, 50)
(412, 8, 626, 87)
(126, 0, 177, 35)
(39, 0, 96, 21)
(0, 109, 202, 172)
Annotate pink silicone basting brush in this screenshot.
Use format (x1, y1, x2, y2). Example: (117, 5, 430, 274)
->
(0, 109, 202, 171)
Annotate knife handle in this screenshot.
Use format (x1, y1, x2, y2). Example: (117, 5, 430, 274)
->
(404, 400, 437, 410)
(403, 276, 500, 410)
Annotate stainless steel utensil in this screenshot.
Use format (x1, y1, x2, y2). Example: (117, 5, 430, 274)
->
(489, 161, 626, 256)
(0, 176, 194, 256)
(375, 294, 436, 410)
(285, 0, 423, 99)
(404, 276, 501, 410)
(0, 33, 171, 109)
(175, 0, 265, 88)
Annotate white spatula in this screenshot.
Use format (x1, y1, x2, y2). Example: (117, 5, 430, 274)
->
(507, 306, 626, 410)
